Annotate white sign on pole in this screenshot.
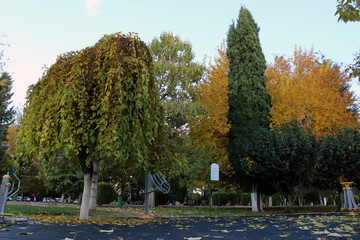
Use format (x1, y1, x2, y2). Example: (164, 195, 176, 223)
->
(210, 163, 219, 181)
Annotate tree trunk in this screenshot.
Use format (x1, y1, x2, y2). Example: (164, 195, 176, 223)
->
(149, 179, 155, 207)
(89, 162, 99, 211)
(258, 192, 263, 212)
(80, 173, 92, 220)
(251, 183, 259, 212)
(269, 196, 273, 207)
(319, 194, 324, 206)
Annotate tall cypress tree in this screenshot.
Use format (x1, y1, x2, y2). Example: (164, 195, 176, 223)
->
(227, 7, 270, 176)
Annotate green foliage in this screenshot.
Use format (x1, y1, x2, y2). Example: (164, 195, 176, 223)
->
(212, 191, 239, 206)
(97, 182, 117, 205)
(335, 0, 360, 22)
(226, 7, 270, 178)
(242, 122, 319, 206)
(335, 1, 360, 82)
(43, 154, 83, 199)
(335, 195, 340, 205)
(349, 51, 360, 81)
(17, 161, 45, 196)
(148, 32, 207, 180)
(212, 191, 227, 205)
(240, 192, 251, 206)
(318, 128, 360, 187)
(354, 195, 359, 204)
(0, 72, 14, 175)
(18, 32, 160, 173)
(327, 194, 335, 205)
(272, 193, 281, 206)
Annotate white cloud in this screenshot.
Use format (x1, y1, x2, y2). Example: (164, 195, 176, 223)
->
(86, 0, 101, 16)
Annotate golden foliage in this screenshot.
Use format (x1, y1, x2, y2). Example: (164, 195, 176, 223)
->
(266, 47, 359, 138)
(190, 40, 231, 181)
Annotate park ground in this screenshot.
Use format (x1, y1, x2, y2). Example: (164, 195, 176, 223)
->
(1, 202, 360, 239)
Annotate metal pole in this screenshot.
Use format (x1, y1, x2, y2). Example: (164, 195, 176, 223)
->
(145, 174, 149, 215)
(209, 171, 211, 216)
(218, 179, 220, 216)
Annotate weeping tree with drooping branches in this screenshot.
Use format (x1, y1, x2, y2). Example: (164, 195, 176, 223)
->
(17, 32, 160, 220)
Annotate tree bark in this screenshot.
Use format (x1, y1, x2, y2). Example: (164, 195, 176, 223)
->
(251, 183, 259, 212)
(89, 162, 99, 210)
(149, 179, 155, 207)
(258, 192, 263, 212)
(80, 173, 92, 220)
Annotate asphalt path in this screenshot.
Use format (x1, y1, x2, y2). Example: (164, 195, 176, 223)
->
(1, 214, 359, 240)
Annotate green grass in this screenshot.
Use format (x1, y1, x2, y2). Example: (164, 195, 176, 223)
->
(6, 205, 136, 218)
(6, 205, 343, 218)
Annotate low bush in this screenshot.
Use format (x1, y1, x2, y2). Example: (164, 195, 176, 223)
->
(97, 182, 117, 205)
(240, 193, 250, 206)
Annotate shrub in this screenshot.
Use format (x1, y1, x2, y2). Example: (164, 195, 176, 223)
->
(272, 193, 281, 206)
(327, 195, 334, 205)
(228, 192, 240, 205)
(335, 195, 340, 205)
(212, 192, 228, 205)
(240, 193, 250, 206)
(97, 182, 117, 205)
(354, 195, 359, 205)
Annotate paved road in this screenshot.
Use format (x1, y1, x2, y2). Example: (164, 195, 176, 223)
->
(1, 214, 359, 240)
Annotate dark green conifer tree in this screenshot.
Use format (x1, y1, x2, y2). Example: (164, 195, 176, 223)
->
(0, 72, 14, 174)
(227, 7, 270, 178)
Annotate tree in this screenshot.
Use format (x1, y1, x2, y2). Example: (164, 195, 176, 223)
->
(148, 32, 207, 183)
(266, 47, 359, 138)
(318, 128, 360, 186)
(189, 40, 232, 186)
(18, 33, 160, 220)
(335, 0, 360, 22)
(0, 34, 9, 72)
(226, 7, 271, 211)
(0, 72, 14, 175)
(243, 122, 319, 208)
(335, 0, 360, 81)
(317, 128, 360, 209)
(44, 155, 83, 202)
(6, 107, 22, 161)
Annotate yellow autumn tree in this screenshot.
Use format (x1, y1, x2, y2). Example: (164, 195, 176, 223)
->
(190, 40, 232, 186)
(266, 47, 359, 138)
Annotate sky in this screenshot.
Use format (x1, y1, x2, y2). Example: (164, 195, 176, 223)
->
(1, 0, 360, 107)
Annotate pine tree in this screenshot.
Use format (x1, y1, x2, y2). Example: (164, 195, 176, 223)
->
(0, 72, 14, 174)
(227, 7, 270, 172)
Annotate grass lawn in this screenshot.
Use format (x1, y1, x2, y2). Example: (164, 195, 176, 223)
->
(6, 204, 341, 218)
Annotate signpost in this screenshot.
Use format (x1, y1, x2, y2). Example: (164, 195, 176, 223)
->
(209, 163, 220, 216)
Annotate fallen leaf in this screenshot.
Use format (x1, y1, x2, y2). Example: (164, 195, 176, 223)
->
(19, 232, 33, 235)
(1, 229, 11, 232)
(183, 237, 202, 240)
(98, 229, 114, 233)
(312, 230, 330, 235)
(314, 222, 326, 228)
(327, 232, 342, 237)
(279, 234, 290, 237)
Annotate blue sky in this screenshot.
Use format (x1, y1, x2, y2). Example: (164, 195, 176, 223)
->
(1, 0, 360, 107)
